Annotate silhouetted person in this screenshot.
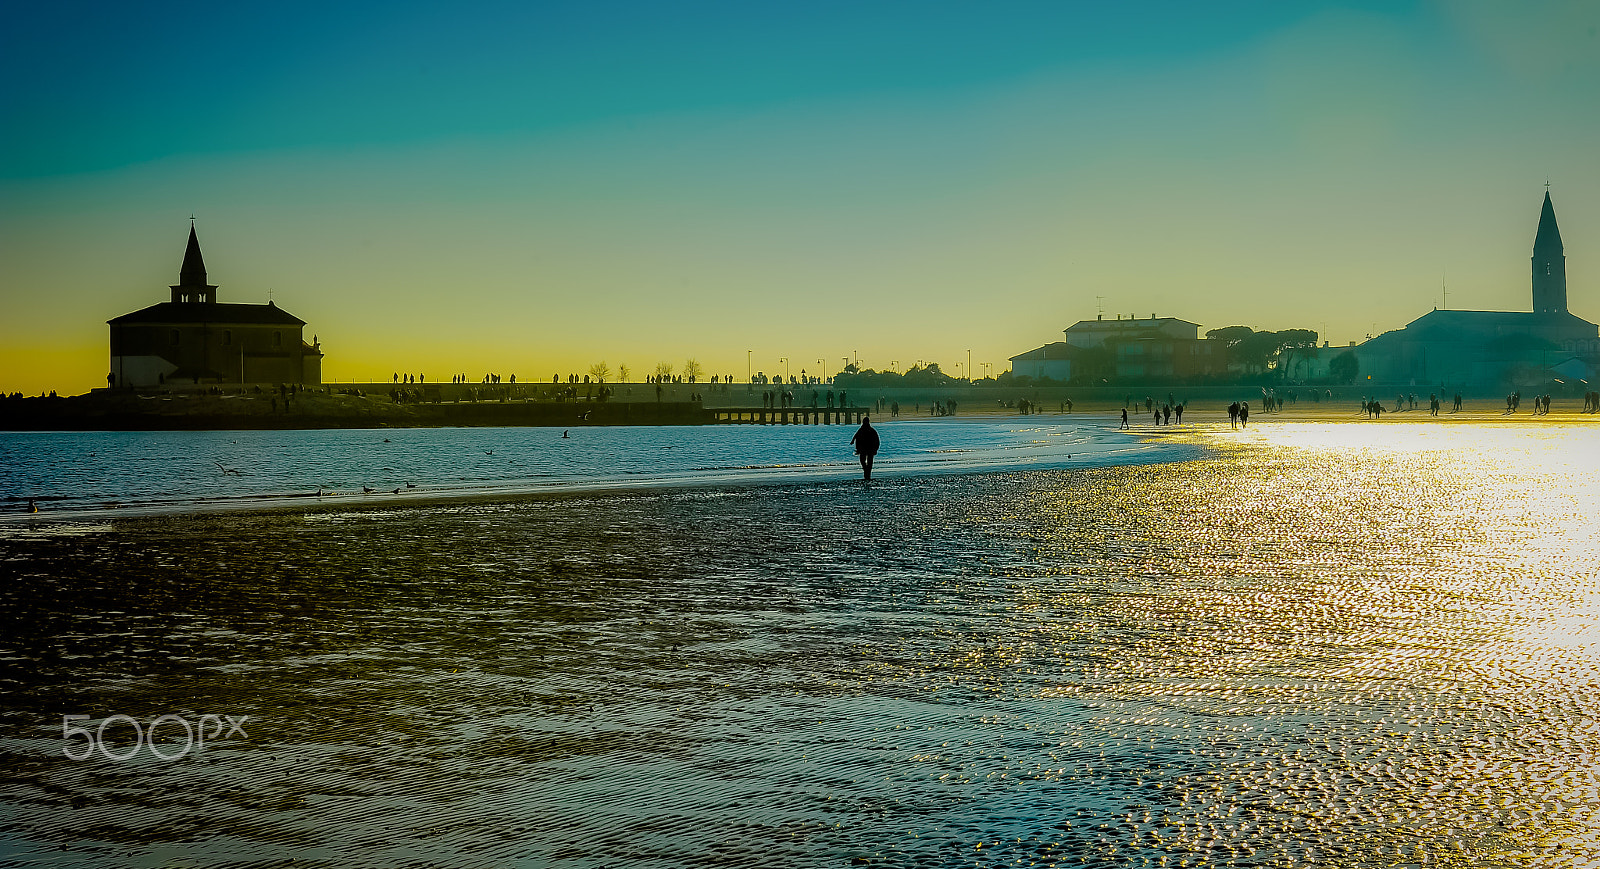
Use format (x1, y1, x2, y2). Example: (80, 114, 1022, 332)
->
(1120, 408, 1129, 430)
(850, 416, 880, 481)
(1239, 402, 1249, 427)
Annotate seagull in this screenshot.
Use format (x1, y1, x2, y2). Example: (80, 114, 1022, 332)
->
(391, 488, 401, 495)
(363, 486, 375, 494)
(405, 482, 416, 488)
(485, 450, 494, 455)
(562, 430, 569, 438)
(579, 411, 591, 421)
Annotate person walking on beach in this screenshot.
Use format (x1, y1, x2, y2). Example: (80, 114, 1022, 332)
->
(1120, 408, 1129, 430)
(850, 416, 880, 481)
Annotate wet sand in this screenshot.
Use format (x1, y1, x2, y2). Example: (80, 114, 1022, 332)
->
(2, 420, 1599, 867)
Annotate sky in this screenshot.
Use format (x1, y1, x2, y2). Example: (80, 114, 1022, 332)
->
(2, 0, 1598, 394)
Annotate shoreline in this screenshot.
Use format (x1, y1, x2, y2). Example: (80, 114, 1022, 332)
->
(4, 383, 1597, 432)
(4, 412, 1595, 529)
(0, 419, 1192, 528)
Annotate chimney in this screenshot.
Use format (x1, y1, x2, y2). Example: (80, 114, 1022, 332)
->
(1097, 314, 1103, 321)
(1115, 314, 1121, 320)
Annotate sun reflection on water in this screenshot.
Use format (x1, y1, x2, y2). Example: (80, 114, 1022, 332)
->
(1, 421, 1598, 866)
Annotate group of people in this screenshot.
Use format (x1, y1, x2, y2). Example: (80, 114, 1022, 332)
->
(1225, 401, 1250, 428)
(1584, 391, 1600, 413)
(1498, 391, 1555, 415)
(1117, 400, 1191, 428)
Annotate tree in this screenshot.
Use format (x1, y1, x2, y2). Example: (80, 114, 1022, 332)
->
(683, 358, 704, 383)
(588, 361, 610, 384)
(1329, 350, 1359, 384)
(1208, 326, 1321, 373)
(618, 363, 630, 383)
(654, 361, 674, 381)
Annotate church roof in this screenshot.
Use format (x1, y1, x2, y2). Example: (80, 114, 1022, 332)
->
(108, 301, 306, 326)
(179, 224, 208, 286)
(1535, 191, 1563, 252)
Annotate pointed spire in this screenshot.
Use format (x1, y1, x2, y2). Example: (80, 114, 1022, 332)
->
(1534, 190, 1563, 253)
(170, 222, 219, 303)
(179, 223, 207, 286)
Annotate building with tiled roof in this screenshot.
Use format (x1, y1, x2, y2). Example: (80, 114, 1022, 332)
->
(108, 224, 323, 387)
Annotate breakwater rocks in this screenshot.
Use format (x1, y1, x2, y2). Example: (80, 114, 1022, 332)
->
(0, 390, 710, 431)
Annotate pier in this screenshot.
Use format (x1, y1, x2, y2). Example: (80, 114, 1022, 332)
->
(710, 406, 868, 425)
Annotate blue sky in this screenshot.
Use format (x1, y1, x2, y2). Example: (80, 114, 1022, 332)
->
(3, 1, 1598, 392)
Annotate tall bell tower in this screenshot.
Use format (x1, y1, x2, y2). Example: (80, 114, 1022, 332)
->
(1531, 191, 1567, 314)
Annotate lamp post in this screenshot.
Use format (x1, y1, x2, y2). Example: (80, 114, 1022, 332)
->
(818, 358, 826, 383)
(890, 360, 898, 373)
(746, 350, 751, 385)
(779, 356, 789, 384)
(967, 349, 972, 384)
(982, 362, 992, 380)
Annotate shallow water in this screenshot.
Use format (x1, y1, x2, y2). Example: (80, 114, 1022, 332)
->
(0, 419, 1171, 520)
(1, 422, 1598, 867)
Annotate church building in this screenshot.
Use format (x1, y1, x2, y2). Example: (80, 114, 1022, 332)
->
(108, 225, 323, 387)
(1354, 192, 1599, 389)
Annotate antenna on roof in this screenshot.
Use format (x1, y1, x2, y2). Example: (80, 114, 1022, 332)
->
(1441, 272, 1448, 310)
(1095, 295, 1104, 316)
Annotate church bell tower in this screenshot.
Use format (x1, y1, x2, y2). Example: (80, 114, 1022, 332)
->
(1532, 191, 1567, 314)
(170, 222, 218, 304)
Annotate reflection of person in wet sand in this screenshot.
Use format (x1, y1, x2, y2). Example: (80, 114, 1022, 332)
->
(850, 416, 880, 481)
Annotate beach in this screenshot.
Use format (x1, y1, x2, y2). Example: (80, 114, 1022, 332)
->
(2, 416, 1599, 867)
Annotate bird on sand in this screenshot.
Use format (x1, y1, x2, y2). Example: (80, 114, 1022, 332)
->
(405, 482, 416, 488)
(562, 430, 569, 438)
(391, 488, 401, 495)
(363, 486, 375, 494)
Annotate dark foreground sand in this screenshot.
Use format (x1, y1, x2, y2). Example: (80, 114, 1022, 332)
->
(3, 422, 1599, 867)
